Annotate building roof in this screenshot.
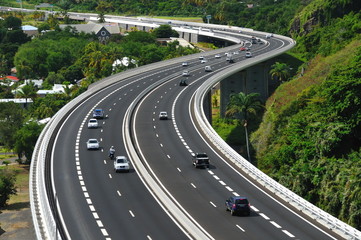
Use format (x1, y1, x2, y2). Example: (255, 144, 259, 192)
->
(59, 22, 120, 35)
(22, 25, 38, 31)
(0, 76, 19, 81)
(0, 98, 33, 104)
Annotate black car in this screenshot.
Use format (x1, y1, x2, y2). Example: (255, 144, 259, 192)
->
(179, 79, 188, 86)
(225, 196, 251, 216)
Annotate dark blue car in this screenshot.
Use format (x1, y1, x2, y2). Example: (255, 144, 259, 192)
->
(225, 196, 251, 216)
(92, 109, 104, 119)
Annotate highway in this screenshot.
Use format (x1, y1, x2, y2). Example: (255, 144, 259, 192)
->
(44, 21, 345, 240)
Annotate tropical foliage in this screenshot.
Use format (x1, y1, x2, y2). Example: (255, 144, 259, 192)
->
(0, 168, 17, 208)
(252, 41, 361, 229)
(225, 92, 263, 161)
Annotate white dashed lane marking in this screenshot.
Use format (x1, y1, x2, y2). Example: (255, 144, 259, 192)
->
(270, 221, 282, 228)
(236, 225, 245, 232)
(282, 230, 295, 238)
(129, 210, 135, 217)
(260, 213, 270, 220)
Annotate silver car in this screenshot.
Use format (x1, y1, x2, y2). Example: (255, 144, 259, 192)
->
(182, 70, 190, 77)
(245, 52, 252, 58)
(87, 118, 99, 128)
(159, 111, 168, 120)
(86, 139, 100, 150)
(205, 66, 212, 72)
(114, 156, 130, 173)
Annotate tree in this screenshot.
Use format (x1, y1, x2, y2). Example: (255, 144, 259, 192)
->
(16, 82, 38, 109)
(0, 102, 24, 149)
(152, 24, 179, 38)
(0, 169, 17, 208)
(226, 92, 263, 161)
(3, 16, 22, 30)
(14, 121, 44, 162)
(270, 62, 291, 83)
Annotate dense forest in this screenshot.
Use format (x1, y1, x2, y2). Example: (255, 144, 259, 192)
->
(0, 0, 360, 230)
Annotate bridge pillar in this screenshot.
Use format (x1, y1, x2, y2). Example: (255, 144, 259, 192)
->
(219, 61, 272, 117)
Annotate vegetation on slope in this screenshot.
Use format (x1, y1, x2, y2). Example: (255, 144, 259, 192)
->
(252, 39, 361, 229)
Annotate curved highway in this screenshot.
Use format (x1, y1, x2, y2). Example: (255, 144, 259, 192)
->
(39, 19, 350, 240)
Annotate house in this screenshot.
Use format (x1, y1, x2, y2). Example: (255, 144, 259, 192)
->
(37, 84, 73, 97)
(59, 22, 121, 43)
(22, 25, 38, 37)
(0, 76, 19, 85)
(0, 98, 33, 108)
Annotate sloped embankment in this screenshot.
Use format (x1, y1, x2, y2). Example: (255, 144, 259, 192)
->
(251, 39, 361, 229)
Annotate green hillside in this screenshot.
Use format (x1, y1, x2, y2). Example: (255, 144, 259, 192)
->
(251, 0, 361, 229)
(0, 0, 360, 230)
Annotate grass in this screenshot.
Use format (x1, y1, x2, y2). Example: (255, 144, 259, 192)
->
(0, 164, 30, 209)
(0, 154, 16, 160)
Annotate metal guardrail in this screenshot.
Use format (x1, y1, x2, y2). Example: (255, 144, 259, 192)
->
(29, 19, 360, 240)
(29, 34, 242, 239)
(193, 35, 361, 240)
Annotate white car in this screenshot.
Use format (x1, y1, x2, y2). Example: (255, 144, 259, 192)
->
(205, 66, 212, 72)
(159, 111, 168, 120)
(182, 62, 189, 67)
(182, 70, 190, 76)
(87, 118, 98, 128)
(245, 52, 252, 58)
(201, 59, 208, 64)
(215, 54, 221, 59)
(114, 156, 130, 173)
(86, 139, 100, 150)
(198, 56, 204, 60)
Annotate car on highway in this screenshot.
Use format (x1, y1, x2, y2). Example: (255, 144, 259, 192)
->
(225, 196, 251, 216)
(92, 109, 104, 119)
(199, 56, 204, 60)
(182, 62, 189, 67)
(86, 139, 100, 150)
(192, 153, 210, 168)
(233, 51, 239, 55)
(204, 66, 212, 72)
(179, 79, 188, 86)
(114, 156, 130, 173)
(245, 52, 252, 58)
(240, 47, 246, 51)
(182, 70, 190, 76)
(215, 54, 221, 59)
(87, 118, 99, 128)
(201, 59, 208, 64)
(159, 111, 168, 120)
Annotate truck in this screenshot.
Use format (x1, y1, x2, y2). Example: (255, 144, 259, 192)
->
(192, 153, 210, 168)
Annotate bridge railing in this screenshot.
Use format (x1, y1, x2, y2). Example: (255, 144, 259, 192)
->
(193, 35, 361, 240)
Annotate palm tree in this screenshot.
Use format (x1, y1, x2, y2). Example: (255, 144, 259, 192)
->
(16, 82, 37, 109)
(225, 92, 263, 161)
(270, 62, 291, 83)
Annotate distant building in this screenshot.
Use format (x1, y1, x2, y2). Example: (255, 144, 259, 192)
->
(22, 25, 38, 37)
(0, 76, 19, 82)
(37, 84, 73, 97)
(59, 22, 121, 43)
(0, 98, 33, 108)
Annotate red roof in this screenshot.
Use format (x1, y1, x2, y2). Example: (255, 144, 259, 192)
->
(0, 76, 19, 81)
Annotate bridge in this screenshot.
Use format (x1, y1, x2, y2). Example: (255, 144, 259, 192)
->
(29, 13, 361, 240)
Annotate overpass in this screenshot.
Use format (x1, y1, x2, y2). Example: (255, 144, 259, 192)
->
(90, 15, 278, 115)
(30, 13, 361, 240)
